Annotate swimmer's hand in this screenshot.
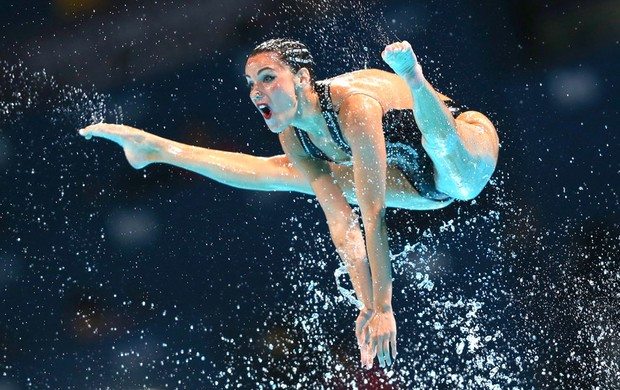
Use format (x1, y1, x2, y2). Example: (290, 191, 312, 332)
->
(364, 309, 397, 368)
(356, 308, 374, 369)
(79, 123, 161, 169)
(381, 41, 424, 87)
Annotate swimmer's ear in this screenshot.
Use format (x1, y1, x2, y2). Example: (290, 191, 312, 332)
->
(295, 68, 311, 87)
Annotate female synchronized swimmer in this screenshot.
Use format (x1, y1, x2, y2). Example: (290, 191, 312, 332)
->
(80, 39, 499, 369)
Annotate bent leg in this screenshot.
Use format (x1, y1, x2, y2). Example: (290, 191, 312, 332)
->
(382, 41, 499, 200)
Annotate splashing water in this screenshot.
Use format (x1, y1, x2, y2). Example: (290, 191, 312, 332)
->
(334, 264, 365, 311)
(203, 165, 618, 388)
(0, 61, 122, 128)
(1, 0, 618, 388)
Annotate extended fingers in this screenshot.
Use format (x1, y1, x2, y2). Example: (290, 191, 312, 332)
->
(376, 335, 396, 367)
(360, 344, 373, 369)
(391, 334, 398, 360)
(361, 313, 398, 368)
(356, 320, 365, 341)
(383, 338, 391, 366)
(376, 337, 385, 367)
(372, 334, 397, 368)
(365, 346, 374, 369)
(364, 325, 371, 346)
(357, 322, 369, 349)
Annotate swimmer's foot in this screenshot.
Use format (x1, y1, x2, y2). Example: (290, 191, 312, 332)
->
(381, 41, 425, 89)
(79, 123, 160, 169)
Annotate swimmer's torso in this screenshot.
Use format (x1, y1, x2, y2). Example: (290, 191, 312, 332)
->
(284, 69, 463, 201)
(288, 68, 452, 165)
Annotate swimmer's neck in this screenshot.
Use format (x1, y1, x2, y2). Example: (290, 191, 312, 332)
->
(290, 87, 329, 138)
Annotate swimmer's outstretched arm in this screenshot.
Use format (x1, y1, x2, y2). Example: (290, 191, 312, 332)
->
(278, 125, 377, 369)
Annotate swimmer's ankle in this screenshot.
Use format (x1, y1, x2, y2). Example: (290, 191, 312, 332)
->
(402, 63, 426, 90)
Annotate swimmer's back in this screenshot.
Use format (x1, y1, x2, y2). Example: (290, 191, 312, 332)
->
(324, 69, 452, 114)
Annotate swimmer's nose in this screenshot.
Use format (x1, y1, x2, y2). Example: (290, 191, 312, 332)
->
(252, 89, 263, 102)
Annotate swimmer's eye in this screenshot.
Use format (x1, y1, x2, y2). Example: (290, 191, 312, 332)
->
(262, 75, 275, 83)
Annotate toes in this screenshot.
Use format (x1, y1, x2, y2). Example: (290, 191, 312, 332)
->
(384, 44, 399, 54)
(385, 41, 411, 53)
(390, 42, 404, 52)
(79, 127, 94, 140)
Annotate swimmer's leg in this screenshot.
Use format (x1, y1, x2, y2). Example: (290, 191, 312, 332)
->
(80, 124, 451, 209)
(382, 42, 499, 200)
(79, 123, 311, 192)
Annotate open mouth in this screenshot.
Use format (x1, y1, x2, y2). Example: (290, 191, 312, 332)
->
(258, 104, 272, 120)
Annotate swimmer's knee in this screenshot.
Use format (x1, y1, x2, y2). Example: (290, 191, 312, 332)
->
(437, 159, 496, 201)
(440, 183, 482, 201)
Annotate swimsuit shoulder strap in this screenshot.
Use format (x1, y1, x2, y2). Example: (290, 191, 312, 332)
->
(315, 81, 352, 155)
(293, 126, 329, 160)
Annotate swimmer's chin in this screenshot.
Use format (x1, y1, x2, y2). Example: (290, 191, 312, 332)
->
(265, 120, 289, 134)
(269, 126, 287, 134)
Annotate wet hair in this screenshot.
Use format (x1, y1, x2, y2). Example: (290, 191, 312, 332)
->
(249, 38, 316, 87)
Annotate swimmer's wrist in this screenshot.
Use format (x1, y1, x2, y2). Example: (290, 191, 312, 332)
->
(374, 303, 393, 314)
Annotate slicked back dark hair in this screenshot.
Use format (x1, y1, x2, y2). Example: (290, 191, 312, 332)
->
(249, 38, 316, 87)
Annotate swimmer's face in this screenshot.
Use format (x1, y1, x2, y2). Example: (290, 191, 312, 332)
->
(245, 52, 300, 134)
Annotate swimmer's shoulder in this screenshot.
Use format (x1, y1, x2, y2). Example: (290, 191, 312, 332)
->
(325, 69, 409, 112)
(326, 69, 458, 109)
(327, 68, 400, 89)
